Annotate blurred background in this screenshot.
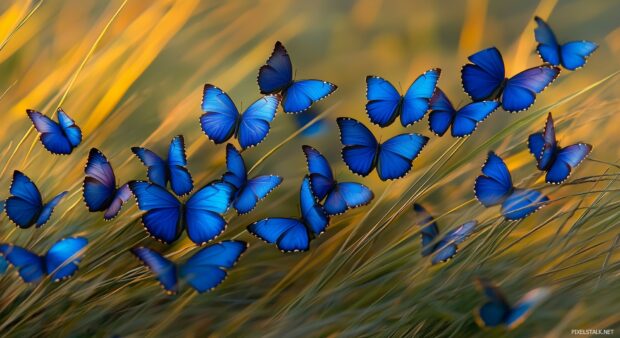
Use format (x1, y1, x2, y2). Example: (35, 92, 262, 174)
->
(0, 0, 619, 336)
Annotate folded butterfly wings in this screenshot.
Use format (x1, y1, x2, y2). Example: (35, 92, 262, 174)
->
(83, 148, 132, 220)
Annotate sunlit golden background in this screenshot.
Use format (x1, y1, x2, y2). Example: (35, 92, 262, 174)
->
(0, 0, 619, 336)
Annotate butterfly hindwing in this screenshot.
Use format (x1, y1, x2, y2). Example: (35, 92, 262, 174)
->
(84, 148, 131, 220)
(474, 152, 513, 207)
(400, 68, 441, 126)
(338, 117, 379, 177)
(184, 181, 235, 245)
(237, 95, 280, 149)
(501, 66, 560, 112)
(44, 237, 88, 281)
(200, 84, 239, 144)
(129, 181, 182, 244)
(376, 133, 429, 181)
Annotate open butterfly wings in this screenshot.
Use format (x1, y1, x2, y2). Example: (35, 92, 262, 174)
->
(5, 170, 67, 228)
(428, 88, 499, 137)
(27, 108, 82, 155)
(257, 41, 337, 113)
(534, 17, 598, 71)
(83, 148, 131, 220)
(302, 145, 374, 216)
(365, 69, 441, 127)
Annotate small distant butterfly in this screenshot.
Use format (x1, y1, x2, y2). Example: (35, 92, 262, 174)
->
(131, 240, 247, 294)
(474, 152, 549, 220)
(474, 277, 551, 330)
(461, 47, 560, 112)
(129, 180, 235, 245)
(222, 144, 282, 214)
(258, 41, 337, 113)
(132, 135, 193, 196)
(4, 170, 67, 228)
(337, 117, 429, 181)
(413, 204, 477, 264)
(428, 87, 500, 137)
(248, 176, 329, 252)
(302, 145, 374, 215)
(200, 84, 280, 149)
(534, 16, 598, 71)
(366, 69, 441, 127)
(0, 237, 88, 283)
(528, 113, 592, 184)
(294, 108, 328, 137)
(83, 148, 132, 220)
(27, 108, 82, 155)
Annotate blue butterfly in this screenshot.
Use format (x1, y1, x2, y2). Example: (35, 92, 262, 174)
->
(294, 108, 328, 137)
(27, 108, 82, 155)
(0, 237, 88, 283)
(132, 135, 193, 196)
(428, 87, 500, 137)
(248, 176, 329, 252)
(365, 69, 441, 127)
(528, 113, 592, 184)
(461, 47, 560, 112)
(474, 152, 549, 220)
(337, 117, 429, 181)
(4, 170, 67, 228)
(83, 148, 132, 220)
(222, 144, 282, 214)
(534, 16, 598, 71)
(302, 145, 373, 215)
(475, 277, 550, 330)
(131, 240, 247, 294)
(257, 41, 337, 114)
(201, 85, 280, 149)
(413, 204, 477, 265)
(129, 180, 234, 245)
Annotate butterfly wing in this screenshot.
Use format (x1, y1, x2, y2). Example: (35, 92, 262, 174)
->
(451, 101, 500, 137)
(431, 220, 477, 264)
(282, 80, 337, 114)
(337, 117, 378, 177)
(131, 147, 168, 188)
(400, 68, 441, 126)
(184, 181, 235, 245)
(222, 144, 247, 190)
(300, 176, 329, 235)
(428, 88, 456, 137)
(131, 247, 178, 294)
(258, 41, 293, 94)
(302, 145, 335, 200)
(103, 183, 131, 220)
(44, 237, 88, 281)
(505, 287, 551, 330)
(501, 189, 549, 220)
(56, 109, 82, 148)
(412, 203, 440, 257)
(474, 278, 512, 328)
(83, 148, 117, 211)
(0, 244, 45, 283)
(546, 143, 592, 184)
(27, 110, 74, 155)
(461, 47, 505, 101)
(534, 17, 561, 66)
(234, 176, 282, 215)
(5, 170, 43, 228)
(248, 218, 310, 252)
(365, 76, 402, 127)
(376, 133, 429, 181)
(167, 135, 193, 196)
(502, 66, 560, 112)
(237, 95, 280, 148)
(36, 191, 68, 228)
(129, 181, 182, 244)
(200, 84, 240, 144)
(474, 152, 514, 207)
(180, 240, 247, 293)
(560, 41, 598, 71)
(323, 182, 374, 216)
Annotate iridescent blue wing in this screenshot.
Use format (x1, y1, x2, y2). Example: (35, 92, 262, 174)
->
(129, 181, 182, 244)
(323, 182, 373, 216)
(103, 184, 131, 220)
(200, 84, 239, 144)
(376, 133, 429, 181)
(44, 237, 87, 281)
(431, 220, 477, 264)
(167, 135, 193, 196)
(184, 181, 235, 245)
(5, 170, 43, 228)
(300, 176, 329, 235)
(474, 278, 511, 328)
(233, 175, 282, 215)
(0, 244, 45, 283)
(534, 16, 561, 66)
(302, 145, 335, 200)
(282, 80, 337, 114)
(222, 143, 247, 190)
(131, 247, 178, 294)
(461, 47, 505, 101)
(83, 148, 118, 217)
(451, 101, 499, 137)
(56, 109, 82, 148)
(248, 218, 310, 252)
(413, 203, 440, 257)
(474, 152, 513, 207)
(428, 88, 455, 137)
(27, 109, 76, 155)
(337, 118, 379, 177)
(131, 147, 167, 188)
(502, 66, 560, 112)
(180, 240, 247, 293)
(502, 189, 549, 220)
(36, 191, 68, 228)
(258, 41, 293, 94)
(538, 113, 557, 170)
(560, 41, 598, 71)
(546, 143, 592, 184)
(505, 288, 551, 330)
(365, 76, 402, 127)
(237, 95, 280, 148)
(400, 68, 441, 126)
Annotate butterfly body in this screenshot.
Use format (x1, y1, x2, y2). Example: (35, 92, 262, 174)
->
(83, 148, 131, 220)
(534, 17, 598, 71)
(428, 88, 500, 137)
(27, 108, 82, 155)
